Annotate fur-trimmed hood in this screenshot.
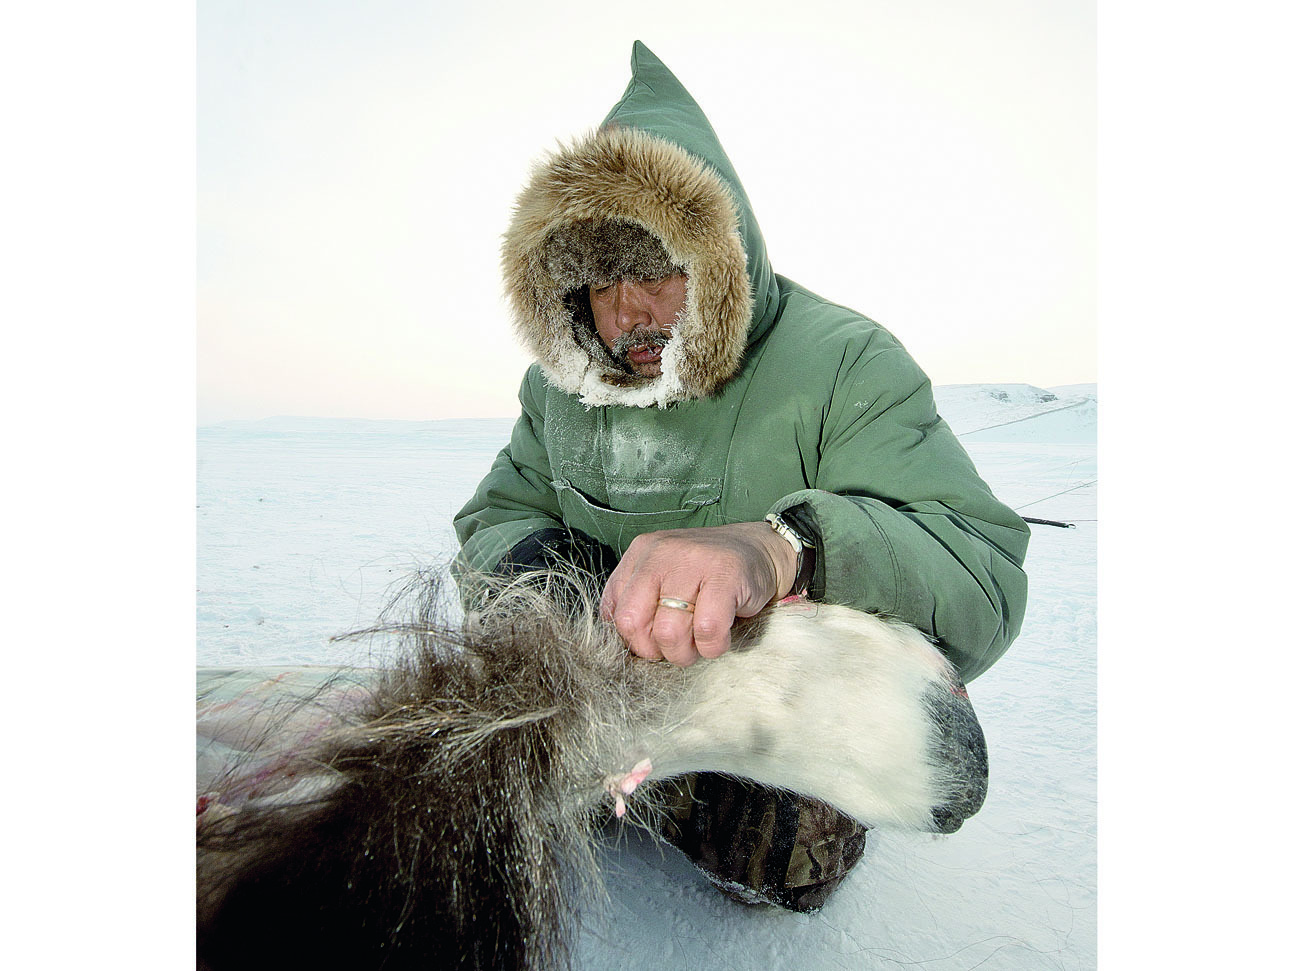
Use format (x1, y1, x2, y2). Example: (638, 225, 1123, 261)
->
(501, 43, 778, 408)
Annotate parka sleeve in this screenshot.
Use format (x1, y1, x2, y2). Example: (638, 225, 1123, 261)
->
(767, 347, 1030, 683)
(453, 367, 566, 573)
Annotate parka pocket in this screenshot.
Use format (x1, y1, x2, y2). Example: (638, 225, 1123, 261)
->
(551, 478, 720, 552)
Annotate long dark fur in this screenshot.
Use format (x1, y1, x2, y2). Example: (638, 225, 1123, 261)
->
(198, 569, 682, 971)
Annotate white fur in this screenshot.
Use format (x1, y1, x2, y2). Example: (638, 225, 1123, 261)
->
(629, 603, 957, 830)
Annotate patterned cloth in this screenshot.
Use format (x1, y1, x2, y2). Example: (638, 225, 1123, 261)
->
(653, 772, 868, 913)
(196, 667, 372, 806)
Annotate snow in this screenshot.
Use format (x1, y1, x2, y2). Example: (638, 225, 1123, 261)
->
(935, 383, 1096, 444)
(197, 385, 1096, 968)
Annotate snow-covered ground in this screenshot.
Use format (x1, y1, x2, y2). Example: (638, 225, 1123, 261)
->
(197, 383, 1096, 969)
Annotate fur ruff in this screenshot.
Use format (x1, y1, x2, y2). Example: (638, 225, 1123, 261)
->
(501, 127, 753, 408)
(196, 569, 987, 970)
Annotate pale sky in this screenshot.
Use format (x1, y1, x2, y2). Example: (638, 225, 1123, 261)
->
(197, 0, 1094, 424)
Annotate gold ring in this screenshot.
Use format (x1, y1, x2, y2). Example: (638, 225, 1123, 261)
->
(657, 597, 695, 613)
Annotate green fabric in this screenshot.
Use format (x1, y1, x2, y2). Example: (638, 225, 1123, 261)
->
(454, 43, 1028, 682)
(601, 42, 779, 346)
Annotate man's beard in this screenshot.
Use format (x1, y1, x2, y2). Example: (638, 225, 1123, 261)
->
(610, 330, 671, 376)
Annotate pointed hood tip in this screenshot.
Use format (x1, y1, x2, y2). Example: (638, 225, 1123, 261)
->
(629, 40, 667, 76)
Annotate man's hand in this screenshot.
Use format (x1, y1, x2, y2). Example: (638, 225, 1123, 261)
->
(600, 521, 799, 666)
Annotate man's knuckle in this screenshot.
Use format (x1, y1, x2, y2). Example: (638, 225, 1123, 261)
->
(613, 608, 645, 635)
(692, 616, 726, 640)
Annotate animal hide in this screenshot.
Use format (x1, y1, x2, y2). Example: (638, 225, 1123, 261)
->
(196, 569, 987, 970)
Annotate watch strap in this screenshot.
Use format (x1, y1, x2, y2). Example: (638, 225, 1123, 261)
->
(765, 511, 817, 597)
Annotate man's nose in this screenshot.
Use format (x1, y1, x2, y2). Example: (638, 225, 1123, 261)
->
(613, 281, 650, 332)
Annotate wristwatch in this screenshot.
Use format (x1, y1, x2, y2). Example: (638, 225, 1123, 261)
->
(764, 511, 817, 597)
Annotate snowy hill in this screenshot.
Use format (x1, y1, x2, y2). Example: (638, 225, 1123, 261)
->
(935, 383, 1096, 444)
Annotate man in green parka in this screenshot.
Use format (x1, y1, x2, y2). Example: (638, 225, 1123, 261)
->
(455, 42, 1029, 911)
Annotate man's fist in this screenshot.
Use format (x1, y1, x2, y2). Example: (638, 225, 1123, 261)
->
(600, 521, 798, 666)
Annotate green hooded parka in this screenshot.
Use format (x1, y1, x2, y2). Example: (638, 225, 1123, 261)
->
(454, 42, 1028, 682)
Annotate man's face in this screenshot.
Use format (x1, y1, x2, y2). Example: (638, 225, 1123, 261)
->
(589, 274, 688, 378)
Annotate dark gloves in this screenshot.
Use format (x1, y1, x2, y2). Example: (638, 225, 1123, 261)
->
(494, 527, 620, 611)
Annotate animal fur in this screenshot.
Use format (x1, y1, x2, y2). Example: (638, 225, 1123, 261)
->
(196, 568, 987, 970)
(501, 127, 753, 408)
